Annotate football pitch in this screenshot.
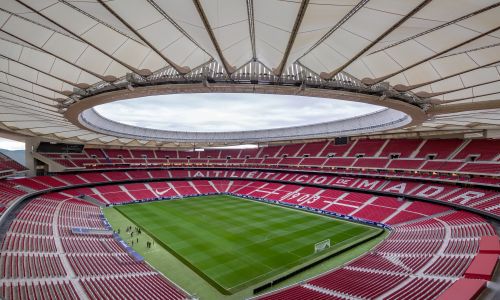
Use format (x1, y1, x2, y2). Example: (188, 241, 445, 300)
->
(113, 195, 382, 294)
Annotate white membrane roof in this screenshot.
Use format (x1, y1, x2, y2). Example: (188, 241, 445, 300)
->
(0, 0, 499, 147)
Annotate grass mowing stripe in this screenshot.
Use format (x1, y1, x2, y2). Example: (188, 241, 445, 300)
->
(113, 195, 382, 294)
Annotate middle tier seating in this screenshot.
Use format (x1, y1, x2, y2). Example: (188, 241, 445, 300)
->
(0, 167, 497, 219)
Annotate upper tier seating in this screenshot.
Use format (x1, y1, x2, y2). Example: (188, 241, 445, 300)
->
(415, 139, 463, 159)
(296, 141, 329, 157)
(197, 150, 218, 158)
(0, 152, 26, 174)
(84, 149, 105, 158)
(38, 138, 500, 179)
(454, 139, 500, 161)
(130, 149, 155, 158)
(347, 139, 386, 157)
(320, 142, 351, 157)
(239, 148, 259, 158)
(218, 149, 241, 159)
(259, 145, 282, 158)
(378, 139, 423, 158)
(0, 181, 26, 212)
(55, 159, 79, 168)
(102, 149, 131, 158)
(276, 144, 303, 157)
(177, 150, 195, 159)
(155, 150, 178, 159)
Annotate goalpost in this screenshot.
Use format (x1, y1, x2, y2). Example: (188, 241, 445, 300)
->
(314, 239, 331, 253)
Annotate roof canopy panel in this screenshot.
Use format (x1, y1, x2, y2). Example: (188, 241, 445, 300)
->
(0, 0, 498, 147)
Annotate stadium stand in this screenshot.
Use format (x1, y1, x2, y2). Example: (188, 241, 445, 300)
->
(35, 139, 500, 184)
(1, 177, 494, 300)
(346, 139, 386, 157)
(378, 139, 423, 158)
(0, 194, 188, 300)
(0, 139, 497, 299)
(0, 165, 498, 219)
(0, 152, 26, 178)
(414, 139, 464, 159)
(1, 2, 499, 299)
(454, 139, 500, 161)
(0, 165, 494, 299)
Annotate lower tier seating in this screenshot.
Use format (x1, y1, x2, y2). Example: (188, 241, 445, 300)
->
(0, 195, 189, 300)
(0, 280, 78, 300)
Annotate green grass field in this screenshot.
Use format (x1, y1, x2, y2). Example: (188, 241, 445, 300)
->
(112, 195, 382, 295)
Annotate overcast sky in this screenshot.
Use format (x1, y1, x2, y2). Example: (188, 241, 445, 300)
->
(0, 93, 381, 150)
(0, 137, 25, 151)
(95, 93, 382, 132)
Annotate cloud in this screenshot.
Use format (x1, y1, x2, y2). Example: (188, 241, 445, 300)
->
(95, 93, 382, 132)
(0, 137, 25, 150)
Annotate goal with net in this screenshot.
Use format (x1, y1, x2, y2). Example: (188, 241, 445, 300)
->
(314, 239, 331, 253)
